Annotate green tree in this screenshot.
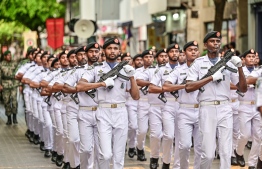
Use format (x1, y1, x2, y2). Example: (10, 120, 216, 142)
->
(0, 0, 65, 46)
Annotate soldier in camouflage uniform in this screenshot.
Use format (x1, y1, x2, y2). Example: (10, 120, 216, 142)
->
(0, 50, 23, 125)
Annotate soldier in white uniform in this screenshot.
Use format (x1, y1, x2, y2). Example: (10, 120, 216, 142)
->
(256, 77, 262, 169)
(148, 44, 181, 169)
(234, 49, 261, 169)
(163, 41, 201, 169)
(136, 50, 154, 162)
(63, 42, 100, 169)
(185, 31, 247, 169)
(76, 38, 139, 169)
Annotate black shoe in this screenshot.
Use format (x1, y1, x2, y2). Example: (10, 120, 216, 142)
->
(257, 157, 262, 169)
(29, 131, 35, 143)
(150, 158, 159, 169)
(137, 148, 147, 161)
(40, 142, 45, 151)
(231, 156, 238, 166)
(56, 154, 64, 167)
(51, 151, 57, 162)
(248, 166, 255, 169)
(62, 162, 70, 169)
(6, 116, 12, 125)
(33, 134, 40, 145)
(13, 114, 18, 124)
(162, 162, 170, 169)
(25, 129, 30, 138)
(246, 141, 252, 149)
(44, 149, 52, 158)
(71, 165, 80, 169)
(234, 149, 245, 167)
(128, 148, 136, 158)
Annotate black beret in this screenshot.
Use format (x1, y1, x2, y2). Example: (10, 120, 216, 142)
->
(133, 54, 142, 61)
(47, 55, 55, 62)
(203, 31, 222, 43)
(51, 58, 59, 67)
(3, 50, 11, 56)
(67, 49, 76, 58)
(155, 49, 167, 58)
(85, 42, 100, 52)
(121, 52, 131, 60)
(240, 49, 256, 58)
(141, 50, 153, 57)
(183, 41, 199, 51)
(30, 48, 38, 54)
(103, 38, 120, 49)
(179, 49, 184, 53)
(35, 50, 43, 58)
(166, 43, 180, 53)
(59, 50, 68, 59)
(40, 51, 49, 59)
(75, 46, 85, 54)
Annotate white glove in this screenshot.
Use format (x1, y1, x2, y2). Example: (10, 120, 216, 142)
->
(211, 66, 225, 81)
(123, 65, 135, 77)
(230, 56, 242, 67)
(103, 75, 117, 87)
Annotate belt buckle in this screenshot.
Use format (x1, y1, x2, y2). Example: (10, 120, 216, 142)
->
(251, 101, 255, 105)
(214, 100, 220, 105)
(194, 104, 199, 108)
(231, 99, 236, 102)
(111, 104, 117, 108)
(92, 107, 97, 111)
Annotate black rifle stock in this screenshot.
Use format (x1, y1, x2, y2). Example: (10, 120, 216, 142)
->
(44, 96, 51, 106)
(199, 49, 237, 93)
(70, 93, 80, 104)
(85, 60, 130, 97)
(140, 86, 148, 95)
(53, 92, 62, 101)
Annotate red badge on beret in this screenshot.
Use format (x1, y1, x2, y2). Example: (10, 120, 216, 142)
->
(65, 50, 68, 54)
(114, 39, 119, 43)
(193, 41, 198, 45)
(127, 52, 130, 56)
(149, 51, 152, 55)
(164, 48, 166, 52)
(175, 44, 178, 49)
(83, 46, 86, 51)
(94, 43, 99, 48)
(216, 32, 221, 37)
(231, 48, 235, 52)
(251, 49, 254, 53)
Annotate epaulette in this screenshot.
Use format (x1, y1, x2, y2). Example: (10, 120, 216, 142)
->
(93, 62, 103, 67)
(66, 68, 72, 71)
(148, 65, 156, 69)
(154, 67, 160, 74)
(158, 63, 166, 67)
(75, 65, 85, 69)
(30, 65, 35, 67)
(41, 69, 46, 72)
(86, 65, 94, 70)
(51, 68, 58, 72)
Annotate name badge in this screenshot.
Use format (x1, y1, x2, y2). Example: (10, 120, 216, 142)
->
(180, 73, 186, 75)
(201, 67, 208, 69)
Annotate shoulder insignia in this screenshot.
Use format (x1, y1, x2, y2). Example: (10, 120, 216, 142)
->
(93, 62, 103, 67)
(66, 68, 72, 71)
(30, 65, 35, 67)
(154, 68, 160, 74)
(70, 68, 77, 74)
(87, 66, 94, 70)
(158, 64, 166, 67)
(75, 65, 85, 69)
(149, 65, 156, 69)
(41, 69, 46, 72)
(163, 70, 169, 75)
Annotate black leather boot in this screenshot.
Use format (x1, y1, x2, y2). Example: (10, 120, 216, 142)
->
(51, 151, 57, 162)
(62, 162, 70, 169)
(40, 141, 45, 151)
(162, 162, 170, 169)
(128, 148, 136, 158)
(234, 149, 245, 167)
(44, 149, 52, 158)
(246, 141, 252, 149)
(257, 157, 262, 169)
(231, 156, 238, 166)
(137, 147, 147, 161)
(13, 114, 18, 124)
(33, 134, 40, 145)
(29, 131, 35, 143)
(25, 129, 30, 138)
(56, 154, 64, 167)
(6, 116, 12, 125)
(150, 158, 159, 169)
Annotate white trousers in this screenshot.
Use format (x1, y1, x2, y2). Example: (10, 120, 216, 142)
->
(177, 107, 201, 169)
(54, 105, 64, 156)
(42, 104, 53, 150)
(136, 100, 150, 150)
(236, 107, 261, 166)
(96, 106, 128, 169)
(78, 109, 99, 169)
(199, 104, 233, 169)
(126, 104, 138, 148)
(230, 101, 240, 157)
(61, 102, 70, 163)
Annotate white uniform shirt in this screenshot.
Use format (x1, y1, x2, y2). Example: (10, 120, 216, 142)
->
(166, 63, 199, 104)
(82, 61, 131, 104)
(66, 65, 98, 107)
(238, 66, 255, 101)
(43, 68, 61, 82)
(256, 77, 262, 108)
(186, 55, 239, 102)
(15, 61, 35, 75)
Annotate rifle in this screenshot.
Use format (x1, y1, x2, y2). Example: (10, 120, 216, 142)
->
(85, 60, 130, 97)
(44, 96, 51, 106)
(36, 87, 41, 94)
(53, 92, 62, 101)
(199, 49, 237, 93)
(140, 86, 149, 95)
(70, 93, 80, 104)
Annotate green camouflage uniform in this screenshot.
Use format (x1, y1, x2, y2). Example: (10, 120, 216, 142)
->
(0, 60, 21, 116)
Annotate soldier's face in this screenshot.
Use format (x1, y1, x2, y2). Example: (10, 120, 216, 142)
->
(48, 58, 54, 68)
(133, 57, 143, 68)
(143, 55, 154, 67)
(68, 54, 78, 67)
(35, 54, 42, 63)
(244, 54, 255, 67)
(168, 49, 179, 61)
(116, 56, 121, 63)
(59, 54, 69, 67)
(122, 56, 132, 65)
(76, 52, 87, 65)
(5, 53, 11, 61)
(29, 53, 34, 61)
(86, 48, 99, 64)
(41, 55, 49, 64)
(157, 53, 168, 65)
(104, 44, 120, 61)
(205, 38, 221, 53)
(185, 46, 199, 62)
(54, 62, 60, 69)
(178, 52, 186, 64)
